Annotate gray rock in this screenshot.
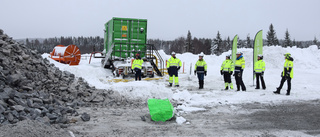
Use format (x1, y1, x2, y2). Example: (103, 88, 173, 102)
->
(11, 105, 25, 112)
(81, 112, 90, 122)
(0, 104, 6, 114)
(5, 112, 14, 122)
(46, 113, 58, 120)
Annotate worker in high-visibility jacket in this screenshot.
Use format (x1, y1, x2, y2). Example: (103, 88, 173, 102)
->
(220, 54, 234, 90)
(194, 52, 207, 89)
(274, 53, 294, 95)
(167, 52, 182, 87)
(132, 53, 144, 81)
(234, 52, 246, 91)
(254, 54, 266, 90)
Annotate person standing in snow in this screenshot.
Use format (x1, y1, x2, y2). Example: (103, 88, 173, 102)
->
(234, 52, 246, 91)
(274, 53, 294, 95)
(132, 53, 144, 81)
(220, 54, 234, 90)
(167, 51, 182, 87)
(194, 52, 207, 89)
(254, 54, 266, 89)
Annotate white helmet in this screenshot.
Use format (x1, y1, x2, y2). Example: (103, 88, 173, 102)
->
(226, 54, 231, 58)
(171, 51, 176, 55)
(236, 52, 242, 55)
(199, 52, 204, 57)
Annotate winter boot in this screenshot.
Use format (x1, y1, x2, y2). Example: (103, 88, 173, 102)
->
(273, 88, 280, 94)
(199, 80, 204, 89)
(229, 83, 233, 89)
(168, 83, 172, 87)
(224, 83, 228, 90)
(236, 85, 240, 91)
(286, 90, 290, 95)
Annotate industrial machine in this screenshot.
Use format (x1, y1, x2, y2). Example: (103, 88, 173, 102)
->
(50, 44, 81, 65)
(101, 17, 164, 78)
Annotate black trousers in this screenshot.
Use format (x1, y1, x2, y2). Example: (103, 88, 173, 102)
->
(223, 72, 231, 83)
(235, 71, 246, 91)
(255, 73, 266, 89)
(134, 68, 141, 81)
(278, 76, 291, 93)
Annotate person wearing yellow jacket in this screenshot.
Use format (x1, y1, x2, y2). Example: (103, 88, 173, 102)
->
(274, 53, 294, 95)
(220, 54, 234, 90)
(194, 52, 207, 89)
(254, 54, 266, 89)
(167, 52, 182, 87)
(132, 53, 144, 81)
(234, 52, 246, 91)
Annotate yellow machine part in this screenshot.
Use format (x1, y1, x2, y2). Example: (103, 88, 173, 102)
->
(108, 77, 163, 83)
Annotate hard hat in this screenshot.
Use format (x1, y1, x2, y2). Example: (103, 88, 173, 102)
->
(199, 52, 204, 57)
(284, 53, 291, 58)
(226, 54, 231, 58)
(258, 54, 263, 58)
(136, 53, 140, 56)
(236, 52, 242, 55)
(171, 51, 176, 55)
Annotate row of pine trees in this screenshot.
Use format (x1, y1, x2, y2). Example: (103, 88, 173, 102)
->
(23, 24, 319, 55)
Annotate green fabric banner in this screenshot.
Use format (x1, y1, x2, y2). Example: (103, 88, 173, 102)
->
(148, 98, 174, 122)
(232, 35, 238, 63)
(253, 30, 263, 82)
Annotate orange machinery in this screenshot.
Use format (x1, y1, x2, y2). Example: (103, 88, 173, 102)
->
(50, 45, 81, 65)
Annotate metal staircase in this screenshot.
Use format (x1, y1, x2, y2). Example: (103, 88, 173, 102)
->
(146, 44, 164, 76)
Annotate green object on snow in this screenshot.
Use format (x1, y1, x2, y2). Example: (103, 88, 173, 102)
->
(147, 98, 174, 122)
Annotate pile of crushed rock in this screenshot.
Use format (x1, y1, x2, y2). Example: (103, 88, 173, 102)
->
(0, 29, 139, 129)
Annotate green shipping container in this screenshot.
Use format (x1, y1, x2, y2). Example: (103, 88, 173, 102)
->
(104, 17, 147, 59)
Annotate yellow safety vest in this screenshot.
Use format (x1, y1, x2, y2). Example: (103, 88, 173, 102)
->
(220, 59, 234, 72)
(195, 59, 207, 73)
(254, 60, 265, 73)
(282, 59, 293, 78)
(167, 57, 181, 68)
(132, 59, 144, 69)
(235, 57, 245, 72)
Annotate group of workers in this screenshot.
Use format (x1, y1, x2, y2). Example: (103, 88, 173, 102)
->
(131, 51, 294, 95)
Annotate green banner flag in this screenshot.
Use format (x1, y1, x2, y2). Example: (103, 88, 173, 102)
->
(253, 30, 263, 83)
(232, 35, 238, 63)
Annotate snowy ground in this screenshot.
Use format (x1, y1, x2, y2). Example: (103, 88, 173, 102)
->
(42, 45, 320, 136)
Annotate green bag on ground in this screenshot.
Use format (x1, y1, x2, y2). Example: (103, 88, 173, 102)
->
(147, 98, 174, 122)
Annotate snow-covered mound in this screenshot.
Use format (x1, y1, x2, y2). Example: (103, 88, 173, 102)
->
(43, 45, 320, 112)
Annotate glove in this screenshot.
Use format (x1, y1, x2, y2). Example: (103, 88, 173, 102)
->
(253, 71, 256, 74)
(177, 66, 181, 70)
(229, 71, 233, 75)
(204, 71, 207, 76)
(194, 70, 196, 75)
(220, 70, 223, 75)
(262, 71, 264, 75)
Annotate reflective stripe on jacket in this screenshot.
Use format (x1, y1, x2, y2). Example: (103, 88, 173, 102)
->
(220, 59, 234, 72)
(195, 59, 207, 73)
(254, 60, 265, 73)
(132, 59, 144, 69)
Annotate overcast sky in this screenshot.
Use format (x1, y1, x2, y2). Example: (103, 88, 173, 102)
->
(1, 0, 320, 41)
